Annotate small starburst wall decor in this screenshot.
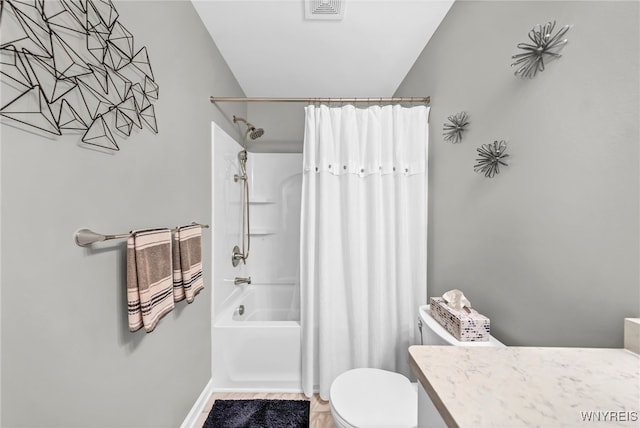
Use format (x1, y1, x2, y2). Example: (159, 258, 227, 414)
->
(474, 140, 509, 178)
(443, 112, 469, 144)
(511, 21, 570, 79)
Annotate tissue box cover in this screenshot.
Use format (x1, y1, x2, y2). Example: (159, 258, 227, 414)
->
(429, 297, 490, 342)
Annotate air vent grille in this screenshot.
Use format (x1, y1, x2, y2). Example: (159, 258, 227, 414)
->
(305, 0, 345, 20)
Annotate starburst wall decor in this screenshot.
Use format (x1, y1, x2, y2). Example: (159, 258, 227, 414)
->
(443, 111, 469, 144)
(474, 140, 509, 178)
(0, 0, 159, 151)
(511, 21, 570, 79)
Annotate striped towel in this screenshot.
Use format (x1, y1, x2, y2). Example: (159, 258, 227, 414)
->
(127, 229, 175, 333)
(172, 224, 204, 303)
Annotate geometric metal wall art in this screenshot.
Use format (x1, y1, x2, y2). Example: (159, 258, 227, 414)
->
(0, 0, 158, 151)
(511, 21, 570, 79)
(442, 111, 469, 144)
(474, 140, 509, 178)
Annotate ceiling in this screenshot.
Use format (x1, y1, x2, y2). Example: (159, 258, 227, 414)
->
(191, 0, 455, 98)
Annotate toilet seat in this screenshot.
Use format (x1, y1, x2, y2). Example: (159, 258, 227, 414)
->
(329, 368, 417, 428)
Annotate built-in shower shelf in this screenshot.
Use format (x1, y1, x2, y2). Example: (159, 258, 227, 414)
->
(249, 229, 277, 236)
(249, 200, 276, 205)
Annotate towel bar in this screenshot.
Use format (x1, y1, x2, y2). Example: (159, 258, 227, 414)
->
(75, 222, 209, 247)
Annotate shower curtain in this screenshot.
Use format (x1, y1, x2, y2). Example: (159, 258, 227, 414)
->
(300, 104, 429, 399)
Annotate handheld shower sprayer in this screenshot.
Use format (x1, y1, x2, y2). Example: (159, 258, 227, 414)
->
(231, 115, 264, 267)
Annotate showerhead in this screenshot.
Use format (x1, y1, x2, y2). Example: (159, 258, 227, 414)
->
(233, 115, 265, 142)
(250, 127, 264, 140)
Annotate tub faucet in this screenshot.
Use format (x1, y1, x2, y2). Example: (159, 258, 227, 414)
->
(234, 276, 251, 286)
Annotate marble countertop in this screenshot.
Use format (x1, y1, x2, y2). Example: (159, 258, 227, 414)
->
(409, 345, 640, 427)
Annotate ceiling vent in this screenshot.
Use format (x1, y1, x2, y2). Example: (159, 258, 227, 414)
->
(305, 0, 345, 20)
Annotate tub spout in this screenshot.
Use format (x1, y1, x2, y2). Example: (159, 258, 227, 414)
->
(234, 276, 251, 286)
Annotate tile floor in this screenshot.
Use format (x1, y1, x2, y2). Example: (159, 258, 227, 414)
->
(195, 392, 336, 428)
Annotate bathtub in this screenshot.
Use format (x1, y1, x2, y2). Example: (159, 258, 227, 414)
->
(211, 283, 301, 391)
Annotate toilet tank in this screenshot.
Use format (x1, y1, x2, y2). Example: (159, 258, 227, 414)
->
(418, 305, 505, 347)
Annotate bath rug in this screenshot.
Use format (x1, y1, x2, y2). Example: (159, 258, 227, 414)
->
(203, 399, 310, 428)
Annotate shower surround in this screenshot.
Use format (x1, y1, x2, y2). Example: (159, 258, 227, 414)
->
(211, 123, 303, 391)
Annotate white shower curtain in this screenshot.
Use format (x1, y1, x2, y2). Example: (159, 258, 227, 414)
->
(300, 104, 429, 399)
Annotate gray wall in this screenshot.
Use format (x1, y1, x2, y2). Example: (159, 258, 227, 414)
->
(1, 2, 245, 427)
(396, 1, 639, 347)
(245, 103, 305, 153)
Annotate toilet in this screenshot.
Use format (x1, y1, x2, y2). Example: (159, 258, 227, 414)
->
(329, 304, 505, 428)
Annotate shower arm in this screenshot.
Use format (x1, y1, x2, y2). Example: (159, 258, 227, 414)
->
(233, 115, 248, 126)
(234, 116, 252, 142)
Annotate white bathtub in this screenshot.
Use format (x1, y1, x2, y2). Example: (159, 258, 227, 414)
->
(211, 283, 301, 391)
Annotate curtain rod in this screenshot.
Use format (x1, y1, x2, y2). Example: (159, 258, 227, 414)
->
(209, 96, 430, 104)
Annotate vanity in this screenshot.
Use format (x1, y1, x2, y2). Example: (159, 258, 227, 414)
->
(409, 345, 640, 427)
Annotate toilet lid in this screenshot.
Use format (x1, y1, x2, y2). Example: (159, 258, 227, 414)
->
(330, 368, 417, 428)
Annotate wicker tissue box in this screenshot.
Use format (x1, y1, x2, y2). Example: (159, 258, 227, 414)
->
(430, 297, 490, 342)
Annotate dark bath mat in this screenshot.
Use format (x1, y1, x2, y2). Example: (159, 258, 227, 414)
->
(203, 399, 310, 428)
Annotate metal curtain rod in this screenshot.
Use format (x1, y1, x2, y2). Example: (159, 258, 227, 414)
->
(75, 222, 210, 247)
(209, 96, 430, 104)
